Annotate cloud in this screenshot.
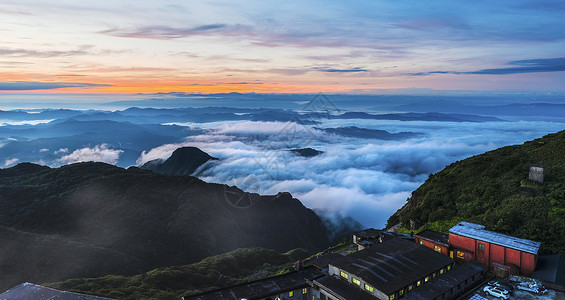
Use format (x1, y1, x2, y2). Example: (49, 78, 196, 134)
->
(3, 158, 19, 168)
(0, 46, 92, 58)
(99, 24, 227, 39)
(135, 116, 565, 229)
(0, 81, 112, 91)
(57, 144, 123, 165)
(315, 67, 368, 73)
(412, 57, 565, 76)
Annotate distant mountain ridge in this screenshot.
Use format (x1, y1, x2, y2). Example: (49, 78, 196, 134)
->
(0, 162, 330, 290)
(140, 146, 219, 176)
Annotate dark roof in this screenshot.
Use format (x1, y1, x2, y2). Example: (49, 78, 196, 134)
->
(0, 282, 116, 300)
(310, 253, 344, 269)
(331, 239, 454, 295)
(404, 261, 487, 299)
(532, 255, 565, 285)
(186, 266, 323, 300)
(449, 222, 541, 254)
(313, 275, 377, 300)
(414, 229, 448, 246)
(354, 228, 381, 238)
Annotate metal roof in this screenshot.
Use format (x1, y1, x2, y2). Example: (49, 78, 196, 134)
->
(448, 222, 541, 255)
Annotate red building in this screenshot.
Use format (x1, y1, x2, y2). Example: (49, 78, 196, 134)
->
(448, 222, 541, 276)
(414, 229, 450, 256)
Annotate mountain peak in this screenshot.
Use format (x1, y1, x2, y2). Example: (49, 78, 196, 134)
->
(141, 146, 218, 176)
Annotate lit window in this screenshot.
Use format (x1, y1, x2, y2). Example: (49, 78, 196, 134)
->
(340, 271, 349, 279)
(447, 265, 452, 271)
(289, 291, 293, 297)
(408, 285, 413, 291)
(399, 289, 404, 296)
(433, 272, 437, 278)
(457, 251, 465, 259)
(365, 284, 374, 293)
(434, 245, 441, 252)
(390, 294, 395, 300)
(417, 281, 421, 286)
(352, 278, 361, 286)
(303, 288, 307, 294)
(425, 276, 430, 282)
(478, 243, 485, 251)
(420, 241, 424, 245)
(440, 268, 444, 274)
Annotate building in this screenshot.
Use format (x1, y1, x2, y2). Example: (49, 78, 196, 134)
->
(184, 265, 323, 300)
(0, 282, 116, 300)
(448, 221, 541, 276)
(529, 164, 545, 183)
(312, 238, 484, 300)
(414, 230, 449, 256)
(353, 228, 413, 251)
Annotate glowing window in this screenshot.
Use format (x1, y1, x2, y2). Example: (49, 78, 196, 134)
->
(440, 268, 445, 274)
(399, 289, 404, 296)
(434, 245, 441, 252)
(390, 294, 395, 300)
(433, 272, 437, 278)
(417, 281, 421, 286)
(447, 265, 452, 271)
(425, 276, 430, 282)
(408, 285, 413, 291)
(352, 278, 361, 286)
(289, 291, 293, 297)
(457, 251, 465, 259)
(340, 271, 348, 279)
(420, 241, 424, 245)
(303, 288, 307, 294)
(365, 284, 374, 293)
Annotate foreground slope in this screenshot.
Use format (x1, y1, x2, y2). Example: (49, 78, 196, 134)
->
(387, 130, 565, 254)
(0, 162, 329, 290)
(47, 247, 301, 300)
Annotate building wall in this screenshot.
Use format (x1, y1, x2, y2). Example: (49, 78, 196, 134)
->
(521, 252, 536, 276)
(415, 238, 449, 256)
(449, 233, 536, 276)
(490, 244, 505, 265)
(448, 233, 475, 253)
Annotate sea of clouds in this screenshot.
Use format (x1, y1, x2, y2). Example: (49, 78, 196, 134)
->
(137, 118, 565, 229)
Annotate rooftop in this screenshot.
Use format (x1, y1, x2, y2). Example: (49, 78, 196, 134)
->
(185, 266, 323, 300)
(314, 275, 377, 300)
(0, 282, 115, 300)
(414, 229, 449, 246)
(448, 222, 541, 255)
(330, 238, 454, 295)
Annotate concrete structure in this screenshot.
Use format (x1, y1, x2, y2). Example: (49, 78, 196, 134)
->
(448, 222, 541, 276)
(529, 164, 545, 183)
(352, 228, 413, 251)
(414, 229, 450, 256)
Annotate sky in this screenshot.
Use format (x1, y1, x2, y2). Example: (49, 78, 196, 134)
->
(1, 0, 565, 94)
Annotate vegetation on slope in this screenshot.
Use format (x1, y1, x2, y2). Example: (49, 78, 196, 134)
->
(46, 247, 301, 300)
(0, 162, 330, 290)
(387, 130, 565, 254)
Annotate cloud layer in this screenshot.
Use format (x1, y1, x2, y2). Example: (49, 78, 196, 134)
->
(138, 117, 565, 229)
(58, 144, 123, 165)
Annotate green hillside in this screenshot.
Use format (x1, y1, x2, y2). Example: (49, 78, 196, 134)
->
(387, 130, 565, 254)
(46, 247, 301, 300)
